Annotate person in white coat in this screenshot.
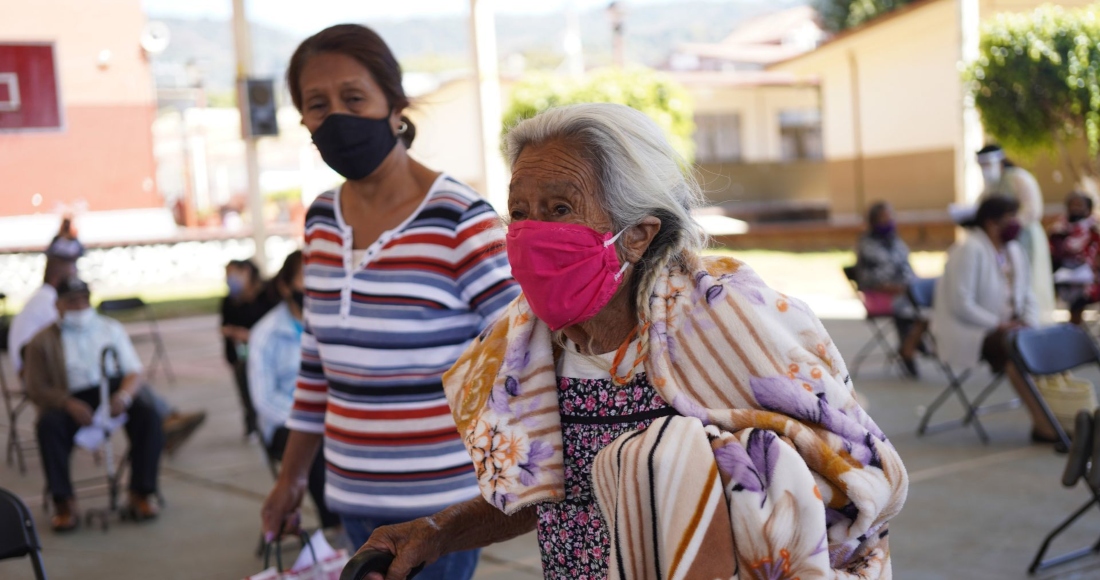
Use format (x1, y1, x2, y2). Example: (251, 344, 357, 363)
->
(978, 145, 1055, 324)
(931, 195, 1060, 444)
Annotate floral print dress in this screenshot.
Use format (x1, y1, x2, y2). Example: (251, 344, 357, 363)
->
(536, 341, 675, 580)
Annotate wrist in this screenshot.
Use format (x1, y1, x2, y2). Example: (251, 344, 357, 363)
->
(277, 472, 308, 491)
(117, 391, 133, 408)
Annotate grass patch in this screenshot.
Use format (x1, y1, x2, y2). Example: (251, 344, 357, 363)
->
(95, 295, 223, 323)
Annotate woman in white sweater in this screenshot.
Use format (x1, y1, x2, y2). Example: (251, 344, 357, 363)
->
(932, 195, 1059, 444)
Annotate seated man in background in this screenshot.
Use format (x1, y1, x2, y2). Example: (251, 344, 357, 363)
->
(1049, 191, 1100, 325)
(23, 277, 165, 532)
(7, 237, 205, 455)
(248, 251, 339, 531)
(855, 201, 926, 376)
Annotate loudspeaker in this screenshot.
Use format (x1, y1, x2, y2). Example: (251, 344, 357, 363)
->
(241, 78, 278, 138)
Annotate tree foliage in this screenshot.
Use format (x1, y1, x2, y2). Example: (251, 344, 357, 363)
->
(815, 0, 920, 32)
(969, 5, 1100, 163)
(502, 67, 695, 162)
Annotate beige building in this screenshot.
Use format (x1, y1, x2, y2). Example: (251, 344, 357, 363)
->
(665, 7, 830, 219)
(404, 75, 492, 195)
(770, 0, 1097, 222)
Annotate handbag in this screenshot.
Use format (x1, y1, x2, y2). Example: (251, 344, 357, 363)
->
(246, 529, 350, 580)
(1034, 372, 1099, 436)
(860, 290, 896, 318)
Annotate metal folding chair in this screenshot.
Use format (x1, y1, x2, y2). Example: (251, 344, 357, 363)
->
(1010, 324, 1094, 451)
(842, 266, 903, 378)
(911, 278, 1018, 443)
(0, 294, 37, 475)
(1028, 408, 1100, 574)
(910, 275, 1029, 442)
(916, 366, 1011, 443)
(97, 298, 176, 386)
(0, 486, 46, 579)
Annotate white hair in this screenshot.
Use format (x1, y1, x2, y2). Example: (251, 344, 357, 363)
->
(502, 103, 708, 320)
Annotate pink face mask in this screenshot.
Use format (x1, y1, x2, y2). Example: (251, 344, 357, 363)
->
(506, 220, 630, 331)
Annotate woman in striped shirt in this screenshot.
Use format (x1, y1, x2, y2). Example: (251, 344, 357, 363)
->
(259, 25, 518, 580)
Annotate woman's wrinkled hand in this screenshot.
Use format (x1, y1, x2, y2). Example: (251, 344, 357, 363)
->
(359, 517, 446, 580)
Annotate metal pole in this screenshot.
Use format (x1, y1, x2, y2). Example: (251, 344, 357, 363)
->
(608, 2, 625, 68)
(957, 0, 983, 205)
(470, 0, 507, 213)
(849, 50, 866, 216)
(232, 0, 268, 274)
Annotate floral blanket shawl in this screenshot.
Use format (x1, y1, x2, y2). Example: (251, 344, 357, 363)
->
(442, 255, 908, 579)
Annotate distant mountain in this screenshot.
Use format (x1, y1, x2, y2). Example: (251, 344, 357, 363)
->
(149, 0, 810, 97)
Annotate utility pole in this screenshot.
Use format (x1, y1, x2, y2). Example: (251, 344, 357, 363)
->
(232, 0, 267, 274)
(563, 2, 585, 78)
(470, 0, 507, 213)
(607, 1, 625, 68)
(957, 0, 984, 205)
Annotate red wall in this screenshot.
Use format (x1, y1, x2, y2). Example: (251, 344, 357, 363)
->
(0, 103, 160, 215)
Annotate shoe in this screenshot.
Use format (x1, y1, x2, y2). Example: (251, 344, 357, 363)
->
(1031, 430, 1069, 454)
(899, 354, 919, 379)
(163, 410, 207, 455)
(124, 492, 160, 521)
(51, 498, 79, 533)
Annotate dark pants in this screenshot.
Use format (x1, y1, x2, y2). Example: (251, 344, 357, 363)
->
(232, 359, 258, 436)
(894, 316, 915, 344)
(37, 385, 164, 503)
(981, 328, 1014, 373)
(269, 427, 339, 529)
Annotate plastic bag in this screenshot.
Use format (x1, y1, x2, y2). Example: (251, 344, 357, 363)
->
(246, 530, 350, 580)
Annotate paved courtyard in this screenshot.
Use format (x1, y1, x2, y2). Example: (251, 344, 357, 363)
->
(2, 307, 1100, 579)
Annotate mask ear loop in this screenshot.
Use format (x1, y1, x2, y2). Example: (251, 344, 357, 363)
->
(605, 228, 632, 281)
(614, 261, 630, 282)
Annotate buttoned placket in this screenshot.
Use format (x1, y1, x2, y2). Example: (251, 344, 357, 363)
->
(339, 227, 393, 325)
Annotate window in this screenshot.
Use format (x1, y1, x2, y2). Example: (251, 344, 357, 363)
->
(779, 109, 822, 161)
(694, 113, 742, 164)
(0, 43, 62, 131)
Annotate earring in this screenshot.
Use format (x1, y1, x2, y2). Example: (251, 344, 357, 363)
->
(396, 121, 408, 135)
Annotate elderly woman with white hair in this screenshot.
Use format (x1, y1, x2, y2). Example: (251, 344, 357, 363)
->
(358, 103, 908, 580)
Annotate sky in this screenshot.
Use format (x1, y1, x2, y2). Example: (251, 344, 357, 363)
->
(141, 0, 739, 34)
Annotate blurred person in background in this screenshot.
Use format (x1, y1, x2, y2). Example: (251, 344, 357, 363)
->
(48, 215, 84, 261)
(23, 277, 165, 531)
(978, 144, 1055, 323)
(931, 195, 1060, 445)
(8, 239, 81, 377)
(7, 238, 204, 455)
(1049, 191, 1100, 325)
(221, 258, 278, 437)
(259, 24, 519, 580)
(248, 251, 339, 531)
(855, 201, 926, 377)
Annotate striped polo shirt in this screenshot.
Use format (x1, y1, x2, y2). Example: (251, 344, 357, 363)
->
(287, 174, 519, 519)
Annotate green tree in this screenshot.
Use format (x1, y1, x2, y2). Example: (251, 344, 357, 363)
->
(968, 4, 1100, 174)
(815, 0, 920, 32)
(502, 67, 695, 162)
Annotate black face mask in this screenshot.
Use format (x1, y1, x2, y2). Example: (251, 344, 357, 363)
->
(1069, 212, 1091, 223)
(311, 113, 398, 180)
(291, 290, 304, 310)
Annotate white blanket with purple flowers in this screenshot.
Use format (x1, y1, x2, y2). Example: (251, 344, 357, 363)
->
(442, 254, 908, 579)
